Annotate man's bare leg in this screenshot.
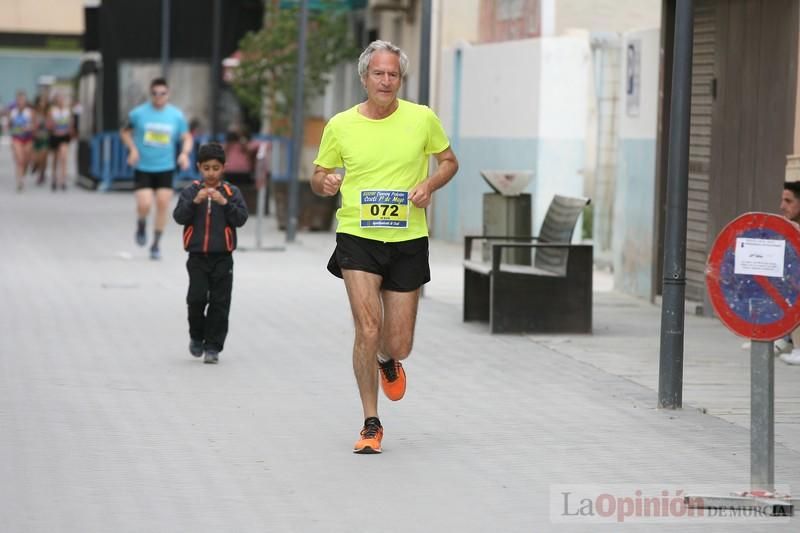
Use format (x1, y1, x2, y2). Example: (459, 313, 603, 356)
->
(149, 187, 173, 257)
(134, 188, 153, 246)
(12, 141, 29, 190)
(154, 188, 174, 233)
(342, 269, 383, 420)
(55, 143, 69, 188)
(380, 288, 421, 361)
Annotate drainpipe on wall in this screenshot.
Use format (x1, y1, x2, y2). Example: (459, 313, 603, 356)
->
(590, 32, 620, 265)
(209, 0, 222, 136)
(286, 0, 308, 244)
(447, 43, 465, 242)
(418, 0, 431, 106)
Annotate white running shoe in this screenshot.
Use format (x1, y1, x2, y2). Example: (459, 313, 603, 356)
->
(774, 338, 793, 355)
(741, 339, 793, 355)
(779, 349, 800, 365)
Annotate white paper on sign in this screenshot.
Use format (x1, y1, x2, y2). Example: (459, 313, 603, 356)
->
(734, 238, 786, 278)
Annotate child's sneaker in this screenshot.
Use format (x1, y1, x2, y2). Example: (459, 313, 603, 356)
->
(189, 339, 204, 358)
(149, 246, 161, 260)
(204, 350, 219, 364)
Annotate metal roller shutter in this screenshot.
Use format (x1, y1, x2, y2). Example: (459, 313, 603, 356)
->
(686, 0, 715, 302)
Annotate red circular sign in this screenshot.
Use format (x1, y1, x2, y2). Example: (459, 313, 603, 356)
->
(706, 213, 800, 341)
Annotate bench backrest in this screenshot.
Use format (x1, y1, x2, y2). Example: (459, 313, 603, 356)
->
(534, 194, 591, 275)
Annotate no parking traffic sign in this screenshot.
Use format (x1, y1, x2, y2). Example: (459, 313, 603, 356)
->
(706, 212, 800, 341)
(699, 212, 800, 512)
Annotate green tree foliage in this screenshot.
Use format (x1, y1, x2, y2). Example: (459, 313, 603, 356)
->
(233, 1, 359, 135)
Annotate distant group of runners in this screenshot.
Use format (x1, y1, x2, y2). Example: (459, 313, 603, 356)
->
(5, 89, 74, 192)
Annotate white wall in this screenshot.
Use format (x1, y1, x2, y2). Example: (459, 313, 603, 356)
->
(612, 27, 660, 300)
(434, 35, 590, 241)
(458, 39, 541, 138)
(455, 35, 589, 140)
(538, 36, 591, 139)
(535, 35, 591, 235)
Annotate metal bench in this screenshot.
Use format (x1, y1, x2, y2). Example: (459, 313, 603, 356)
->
(463, 194, 592, 334)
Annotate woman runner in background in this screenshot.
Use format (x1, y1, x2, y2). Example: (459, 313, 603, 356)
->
(32, 96, 50, 186)
(8, 91, 34, 192)
(47, 92, 73, 191)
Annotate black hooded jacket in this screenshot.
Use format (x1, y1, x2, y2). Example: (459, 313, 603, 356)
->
(173, 180, 248, 254)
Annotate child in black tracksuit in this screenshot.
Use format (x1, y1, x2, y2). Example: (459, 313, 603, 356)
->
(173, 142, 248, 364)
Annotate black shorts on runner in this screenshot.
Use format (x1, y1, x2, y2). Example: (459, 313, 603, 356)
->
(134, 169, 174, 190)
(327, 233, 430, 292)
(48, 134, 70, 150)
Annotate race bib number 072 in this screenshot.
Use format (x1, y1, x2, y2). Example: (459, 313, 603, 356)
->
(360, 190, 409, 228)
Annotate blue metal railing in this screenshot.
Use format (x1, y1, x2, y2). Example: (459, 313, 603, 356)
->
(90, 132, 290, 191)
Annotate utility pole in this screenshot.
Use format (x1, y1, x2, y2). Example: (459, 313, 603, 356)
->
(418, 0, 432, 105)
(286, 0, 308, 243)
(160, 0, 171, 78)
(658, 0, 694, 409)
(209, 0, 222, 136)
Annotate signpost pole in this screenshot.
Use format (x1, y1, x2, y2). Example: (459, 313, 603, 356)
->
(751, 340, 775, 492)
(686, 212, 800, 515)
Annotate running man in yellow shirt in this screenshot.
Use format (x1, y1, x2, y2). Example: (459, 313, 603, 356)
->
(311, 40, 459, 454)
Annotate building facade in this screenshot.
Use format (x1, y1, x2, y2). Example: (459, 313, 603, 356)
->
(655, 0, 798, 308)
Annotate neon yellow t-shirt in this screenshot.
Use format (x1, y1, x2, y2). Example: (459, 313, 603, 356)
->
(313, 99, 451, 242)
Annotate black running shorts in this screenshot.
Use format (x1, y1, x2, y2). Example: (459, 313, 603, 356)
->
(48, 134, 71, 150)
(327, 233, 430, 292)
(134, 169, 174, 190)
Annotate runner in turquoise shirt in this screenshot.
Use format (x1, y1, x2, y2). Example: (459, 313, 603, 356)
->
(120, 77, 193, 260)
(127, 100, 188, 172)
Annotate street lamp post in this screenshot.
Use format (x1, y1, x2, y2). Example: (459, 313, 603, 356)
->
(418, 0, 432, 106)
(286, 0, 308, 243)
(210, 0, 222, 136)
(161, 0, 170, 78)
(658, 0, 694, 409)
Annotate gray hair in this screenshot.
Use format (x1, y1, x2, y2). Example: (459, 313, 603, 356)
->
(357, 40, 409, 80)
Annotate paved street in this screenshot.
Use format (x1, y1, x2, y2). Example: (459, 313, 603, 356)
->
(1, 144, 799, 532)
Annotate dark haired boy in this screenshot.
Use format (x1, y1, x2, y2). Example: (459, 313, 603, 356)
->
(173, 142, 248, 364)
(779, 181, 800, 364)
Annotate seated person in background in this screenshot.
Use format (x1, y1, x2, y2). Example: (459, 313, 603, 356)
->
(779, 180, 800, 365)
(189, 118, 202, 140)
(223, 128, 259, 184)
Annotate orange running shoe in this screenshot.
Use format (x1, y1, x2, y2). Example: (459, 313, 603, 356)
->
(353, 417, 383, 454)
(378, 359, 406, 401)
